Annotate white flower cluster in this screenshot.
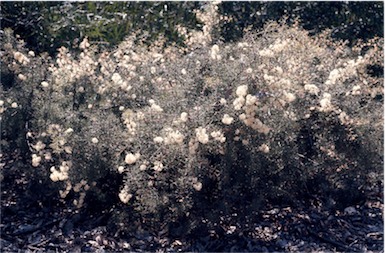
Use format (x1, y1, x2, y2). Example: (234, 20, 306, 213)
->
(50, 161, 71, 182)
(122, 109, 137, 135)
(319, 92, 333, 112)
(210, 44, 221, 60)
(338, 111, 353, 125)
(79, 37, 90, 50)
(233, 85, 248, 110)
(153, 161, 164, 172)
(13, 51, 30, 65)
(119, 185, 133, 204)
(180, 112, 188, 122)
(45, 124, 73, 154)
(0, 100, 4, 114)
(125, 152, 141, 165)
(192, 177, 203, 191)
(350, 85, 361, 96)
(325, 56, 365, 86)
(50, 45, 97, 89)
(148, 99, 163, 112)
(233, 85, 270, 134)
(0, 100, 18, 114)
(304, 84, 320, 96)
(32, 154, 42, 167)
(30, 125, 74, 169)
(283, 91, 296, 103)
(164, 128, 185, 145)
(32, 141, 46, 152)
(258, 143, 270, 153)
(259, 39, 289, 58)
(195, 127, 209, 144)
(210, 130, 226, 143)
(222, 114, 234, 125)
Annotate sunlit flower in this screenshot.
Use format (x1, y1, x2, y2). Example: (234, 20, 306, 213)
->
(41, 81, 49, 88)
(222, 114, 234, 125)
(18, 74, 27, 81)
(195, 127, 209, 144)
(304, 84, 320, 95)
(180, 112, 188, 122)
(119, 187, 132, 204)
(153, 136, 164, 143)
(236, 85, 248, 97)
(153, 161, 164, 172)
(32, 154, 41, 167)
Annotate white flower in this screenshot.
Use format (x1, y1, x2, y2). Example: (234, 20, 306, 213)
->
(181, 68, 187, 75)
(259, 49, 274, 57)
(210, 44, 221, 60)
(119, 187, 132, 204)
(275, 66, 283, 75)
(304, 84, 320, 95)
(352, 85, 361, 95)
(233, 97, 245, 110)
(11, 102, 18, 108)
(153, 136, 164, 143)
(150, 104, 163, 112)
(222, 114, 234, 125)
(258, 144, 270, 153)
(153, 161, 164, 172)
(326, 69, 340, 85)
(195, 127, 209, 144)
(33, 141, 46, 152)
(118, 166, 125, 174)
(165, 130, 184, 145)
(245, 94, 257, 106)
(125, 153, 140, 164)
(211, 130, 226, 143)
(239, 113, 246, 121)
(13, 51, 30, 65)
(236, 85, 248, 97)
(18, 74, 27, 81)
(32, 154, 41, 167)
(180, 112, 188, 122)
(50, 169, 69, 182)
(91, 137, 99, 144)
(193, 181, 203, 191)
(284, 92, 296, 103)
(111, 73, 122, 85)
(41, 81, 49, 88)
(79, 37, 90, 49)
(65, 128, 74, 134)
(270, 39, 288, 52)
(320, 93, 332, 111)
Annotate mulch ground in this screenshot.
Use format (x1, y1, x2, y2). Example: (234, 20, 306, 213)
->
(1, 155, 383, 252)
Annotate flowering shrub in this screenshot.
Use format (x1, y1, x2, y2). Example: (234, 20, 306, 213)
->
(1, 2, 383, 234)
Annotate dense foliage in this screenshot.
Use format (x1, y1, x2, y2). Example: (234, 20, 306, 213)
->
(1, 1, 383, 240)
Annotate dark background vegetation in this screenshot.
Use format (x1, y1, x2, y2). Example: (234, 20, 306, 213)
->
(1, 1, 383, 55)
